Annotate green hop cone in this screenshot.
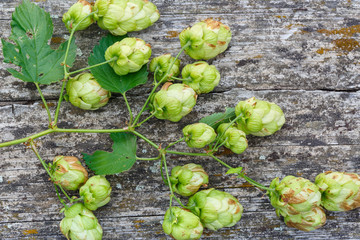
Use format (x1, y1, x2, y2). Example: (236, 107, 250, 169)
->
(51, 156, 88, 191)
(105, 37, 151, 76)
(284, 207, 327, 232)
(170, 163, 209, 197)
(216, 123, 248, 154)
(182, 61, 220, 94)
(93, 0, 160, 36)
(149, 54, 181, 80)
(183, 123, 216, 148)
(62, 0, 94, 31)
(162, 207, 203, 240)
(187, 188, 243, 231)
(79, 175, 112, 211)
(268, 176, 322, 216)
(150, 82, 197, 122)
(65, 73, 111, 110)
(60, 203, 103, 240)
(235, 97, 285, 136)
(179, 19, 232, 60)
(315, 171, 360, 211)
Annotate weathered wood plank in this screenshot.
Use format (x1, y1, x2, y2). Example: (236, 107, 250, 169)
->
(0, 0, 359, 101)
(1, 0, 360, 19)
(1, 90, 359, 145)
(1, 186, 360, 239)
(2, 211, 359, 240)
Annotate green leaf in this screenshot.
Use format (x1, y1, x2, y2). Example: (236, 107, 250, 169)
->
(2, 0, 76, 84)
(88, 34, 149, 93)
(199, 107, 236, 129)
(226, 167, 243, 175)
(83, 132, 137, 175)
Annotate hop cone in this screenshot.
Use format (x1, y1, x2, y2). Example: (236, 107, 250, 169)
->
(150, 82, 197, 122)
(170, 163, 209, 197)
(187, 188, 243, 231)
(149, 54, 181, 80)
(79, 175, 112, 211)
(182, 61, 220, 94)
(235, 97, 285, 136)
(60, 203, 103, 240)
(66, 73, 111, 110)
(179, 19, 231, 60)
(284, 207, 327, 231)
(94, 0, 160, 36)
(105, 37, 151, 76)
(268, 176, 322, 216)
(62, 0, 94, 31)
(183, 123, 216, 148)
(163, 207, 203, 240)
(216, 123, 248, 154)
(315, 171, 360, 211)
(51, 156, 88, 191)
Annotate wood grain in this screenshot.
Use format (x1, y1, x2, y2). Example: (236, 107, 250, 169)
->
(0, 0, 359, 239)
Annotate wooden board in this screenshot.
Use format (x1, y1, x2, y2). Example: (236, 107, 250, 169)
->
(0, 0, 359, 239)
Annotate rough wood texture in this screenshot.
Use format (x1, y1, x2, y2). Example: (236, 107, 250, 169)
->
(0, 0, 359, 239)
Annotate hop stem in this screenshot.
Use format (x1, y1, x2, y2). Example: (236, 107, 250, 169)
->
(53, 80, 66, 127)
(213, 113, 243, 150)
(29, 140, 73, 205)
(29, 140, 53, 178)
(165, 137, 185, 150)
(208, 154, 274, 192)
(122, 92, 133, 125)
(166, 150, 208, 157)
(214, 137, 228, 152)
(170, 76, 190, 81)
(54, 184, 69, 209)
(131, 130, 159, 149)
(63, 11, 98, 76)
(56, 11, 99, 126)
(162, 154, 174, 209)
(136, 156, 160, 161)
(209, 154, 233, 169)
(238, 172, 275, 192)
(67, 57, 118, 76)
(35, 83, 52, 125)
(173, 195, 189, 209)
(0, 127, 130, 148)
(153, 67, 159, 84)
(135, 112, 156, 127)
(160, 157, 167, 185)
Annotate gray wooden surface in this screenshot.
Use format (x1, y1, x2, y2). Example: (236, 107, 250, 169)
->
(0, 0, 360, 239)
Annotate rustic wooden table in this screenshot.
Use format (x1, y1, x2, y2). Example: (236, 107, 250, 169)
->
(0, 0, 359, 239)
